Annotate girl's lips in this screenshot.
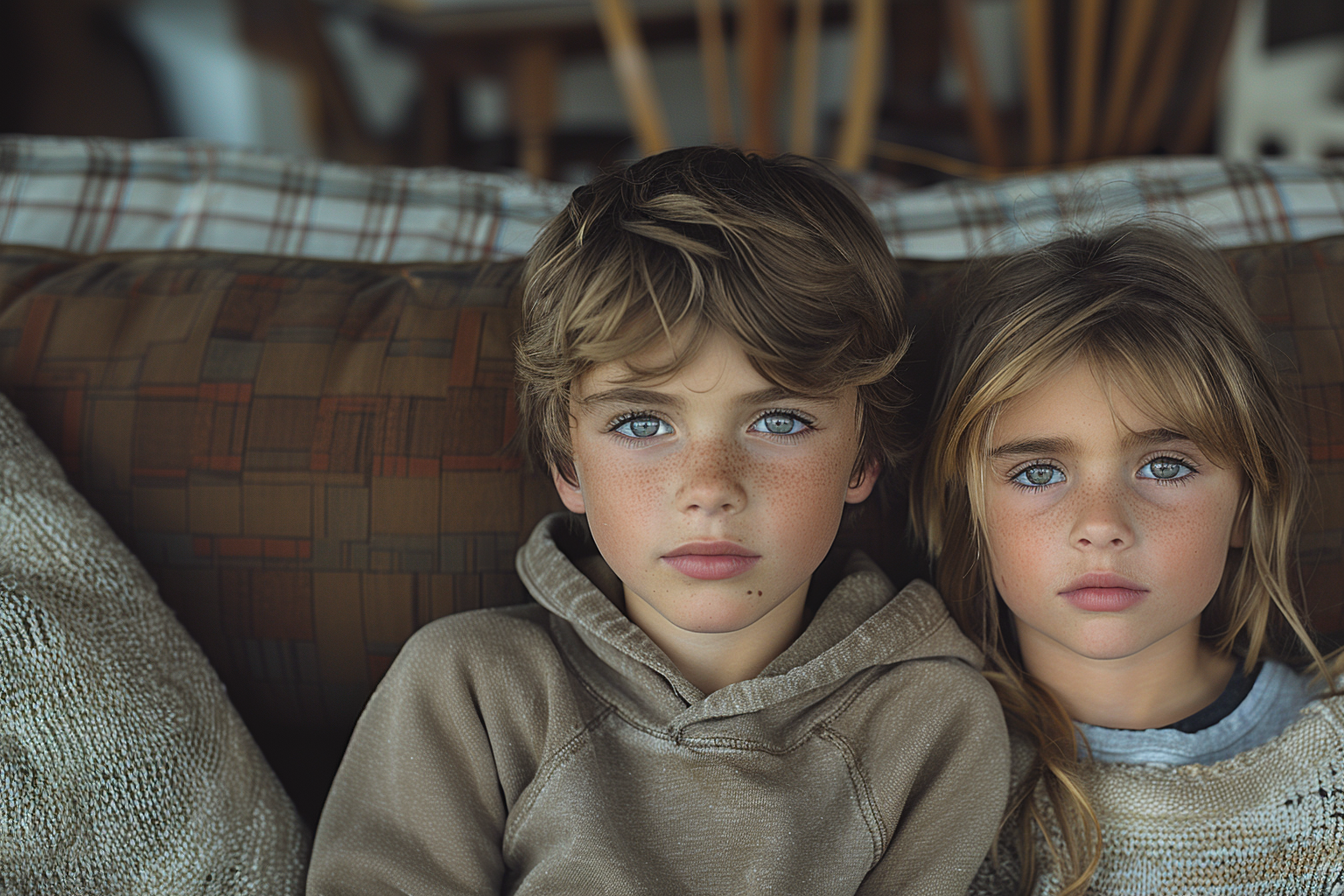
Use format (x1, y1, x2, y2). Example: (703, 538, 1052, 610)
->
(662, 542, 760, 580)
(1061, 587, 1147, 612)
(1060, 574, 1148, 612)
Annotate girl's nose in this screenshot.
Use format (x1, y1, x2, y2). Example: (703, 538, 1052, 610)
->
(1070, 484, 1134, 550)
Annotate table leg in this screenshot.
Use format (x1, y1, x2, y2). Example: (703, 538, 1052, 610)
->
(511, 37, 560, 178)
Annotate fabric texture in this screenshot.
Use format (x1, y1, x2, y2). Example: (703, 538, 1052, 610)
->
(0, 394, 309, 894)
(1079, 659, 1319, 765)
(0, 247, 551, 742)
(970, 670, 1344, 895)
(2, 236, 1344, 791)
(7, 136, 1344, 263)
(0, 136, 573, 262)
(307, 513, 1010, 896)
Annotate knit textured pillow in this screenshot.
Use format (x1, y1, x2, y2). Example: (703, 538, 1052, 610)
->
(0, 394, 309, 894)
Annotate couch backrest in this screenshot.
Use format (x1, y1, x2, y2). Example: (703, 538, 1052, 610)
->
(1, 237, 1342, 815)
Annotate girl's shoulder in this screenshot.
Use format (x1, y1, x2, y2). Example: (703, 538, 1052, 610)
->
(1080, 663, 1342, 789)
(1075, 659, 1324, 768)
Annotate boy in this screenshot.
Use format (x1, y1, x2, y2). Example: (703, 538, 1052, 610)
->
(307, 147, 1008, 894)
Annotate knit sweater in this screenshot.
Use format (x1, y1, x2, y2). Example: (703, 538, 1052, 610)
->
(0, 396, 309, 894)
(970, 670, 1344, 895)
(308, 513, 1010, 895)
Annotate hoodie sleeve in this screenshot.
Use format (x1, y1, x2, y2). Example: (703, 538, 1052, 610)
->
(853, 657, 1011, 896)
(306, 618, 513, 896)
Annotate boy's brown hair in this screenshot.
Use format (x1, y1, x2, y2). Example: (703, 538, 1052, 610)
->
(516, 146, 910, 487)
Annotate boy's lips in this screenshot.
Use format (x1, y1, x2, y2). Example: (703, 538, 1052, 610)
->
(662, 541, 760, 580)
(1060, 573, 1148, 612)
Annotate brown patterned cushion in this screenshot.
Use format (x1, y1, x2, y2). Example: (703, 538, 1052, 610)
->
(0, 239, 1341, 817)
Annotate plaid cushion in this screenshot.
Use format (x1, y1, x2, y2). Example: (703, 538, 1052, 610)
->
(0, 136, 574, 263)
(859, 156, 1344, 258)
(6, 136, 1344, 263)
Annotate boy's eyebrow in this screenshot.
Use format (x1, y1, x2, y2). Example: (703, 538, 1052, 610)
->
(578, 387, 683, 410)
(989, 428, 1193, 459)
(577, 385, 844, 410)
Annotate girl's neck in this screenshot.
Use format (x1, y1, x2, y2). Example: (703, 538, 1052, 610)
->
(1020, 622, 1238, 730)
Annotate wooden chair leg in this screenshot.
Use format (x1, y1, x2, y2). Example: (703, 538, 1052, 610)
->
(1170, 0, 1242, 154)
(787, 0, 823, 156)
(833, 0, 885, 171)
(695, 0, 735, 146)
(1125, 0, 1200, 155)
(739, 0, 784, 154)
(1063, 0, 1108, 162)
(1020, 0, 1056, 166)
(1097, 0, 1160, 157)
(592, 0, 672, 155)
(510, 37, 560, 178)
(416, 51, 452, 165)
(945, 0, 1008, 169)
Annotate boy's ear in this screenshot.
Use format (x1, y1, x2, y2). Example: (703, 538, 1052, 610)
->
(845, 458, 881, 505)
(552, 465, 586, 515)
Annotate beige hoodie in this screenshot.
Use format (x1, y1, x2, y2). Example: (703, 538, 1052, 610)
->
(308, 513, 1008, 895)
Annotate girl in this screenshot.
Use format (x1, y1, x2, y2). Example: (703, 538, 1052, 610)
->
(912, 226, 1344, 894)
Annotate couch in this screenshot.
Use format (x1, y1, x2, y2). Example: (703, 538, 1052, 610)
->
(2, 135, 1343, 847)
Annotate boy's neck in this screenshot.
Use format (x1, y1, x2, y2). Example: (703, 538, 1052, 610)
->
(1020, 623, 1238, 730)
(624, 582, 810, 695)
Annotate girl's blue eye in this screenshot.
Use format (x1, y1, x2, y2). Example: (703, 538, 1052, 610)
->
(751, 413, 808, 436)
(1138, 457, 1193, 481)
(1013, 464, 1064, 488)
(614, 416, 671, 438)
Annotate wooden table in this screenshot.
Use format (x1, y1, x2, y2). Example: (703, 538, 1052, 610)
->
(331, 0, 701, 177)
(320, 0, 884, 176)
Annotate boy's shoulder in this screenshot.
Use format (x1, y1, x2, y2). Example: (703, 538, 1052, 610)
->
(831, 555, 985, 672)
(405, 601, 554, 653)
(390, 603, 566, 690)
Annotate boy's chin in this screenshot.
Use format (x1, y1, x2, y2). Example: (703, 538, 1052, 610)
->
(623, 583, 809, 637)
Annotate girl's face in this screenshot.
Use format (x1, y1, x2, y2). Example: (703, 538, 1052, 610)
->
(981, 359, 1245, 683)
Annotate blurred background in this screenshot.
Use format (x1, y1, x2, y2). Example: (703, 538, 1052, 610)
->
(2, 0, 1343, 184)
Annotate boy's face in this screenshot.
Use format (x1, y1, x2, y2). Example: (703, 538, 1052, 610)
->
(554, 329, 877, 640)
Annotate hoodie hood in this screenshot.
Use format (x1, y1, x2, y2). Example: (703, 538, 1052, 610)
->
(516, 512, 984, 742)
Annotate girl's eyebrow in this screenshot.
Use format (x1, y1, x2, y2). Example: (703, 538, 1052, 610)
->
(989, 428, 1193, 459)
(1122, 427, 1193, 450)
(989, 437, 1074, 459)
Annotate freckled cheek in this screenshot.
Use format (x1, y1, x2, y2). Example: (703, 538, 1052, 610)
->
(759, 451, 854, 543)
(1148, 500, 1238, 586)
(982, 493, 1051, 595)
(570, 440, 668, 560)
(985, 528, 1043, 603)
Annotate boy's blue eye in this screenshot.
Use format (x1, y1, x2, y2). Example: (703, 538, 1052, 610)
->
(1138, 457, 1193, 481)
(614, 416, 671, 438)
(1013, 464, 1063, 487)
(751, 413, 808, 435)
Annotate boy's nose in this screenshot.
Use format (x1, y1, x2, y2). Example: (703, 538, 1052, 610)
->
(676, 442, 747, 515)
(1070, 484, 1134, 550)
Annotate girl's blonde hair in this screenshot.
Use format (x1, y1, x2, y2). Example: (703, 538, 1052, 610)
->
(911, 225, 1337, 894)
